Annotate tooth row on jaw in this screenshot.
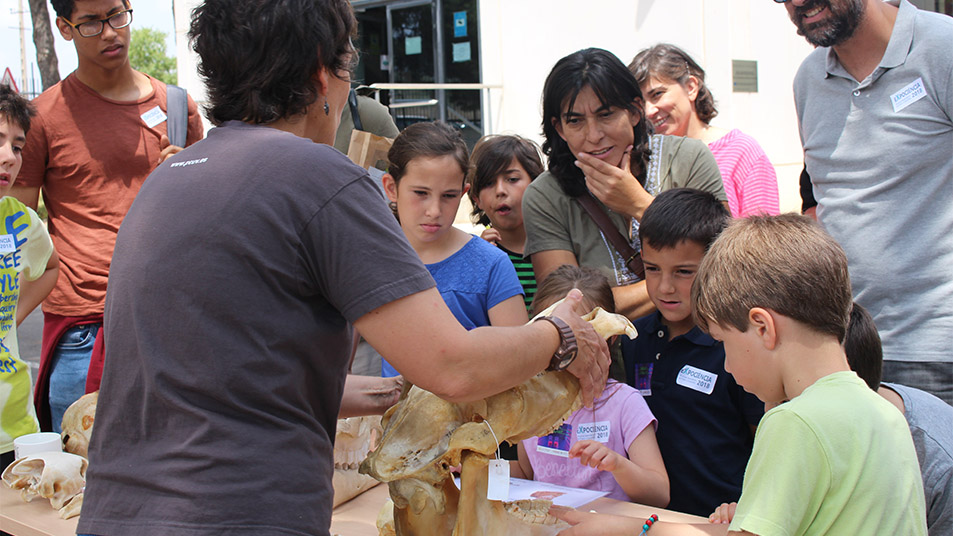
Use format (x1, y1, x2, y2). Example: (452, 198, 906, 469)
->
(504, 500, 562, 525)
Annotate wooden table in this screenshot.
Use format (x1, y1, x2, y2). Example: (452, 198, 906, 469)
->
(2, 482, 705, 536)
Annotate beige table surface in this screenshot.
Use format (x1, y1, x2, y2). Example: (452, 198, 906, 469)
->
(2, 481, 705, 536)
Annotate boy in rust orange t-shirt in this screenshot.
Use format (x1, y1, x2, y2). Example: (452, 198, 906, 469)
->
(13, 0, 203, 432)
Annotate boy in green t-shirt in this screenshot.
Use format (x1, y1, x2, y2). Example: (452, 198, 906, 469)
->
(0, 84, 59, 471)
(553, 214, 926, 536)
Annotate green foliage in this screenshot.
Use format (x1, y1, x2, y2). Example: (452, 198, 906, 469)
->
(128, 27, 177, 85)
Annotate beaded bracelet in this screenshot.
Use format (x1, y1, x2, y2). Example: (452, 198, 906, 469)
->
(638, 514, 659, 535)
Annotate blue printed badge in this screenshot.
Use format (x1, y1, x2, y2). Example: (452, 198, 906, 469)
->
(536, 423, 572, 457)
(634, 363, 653, 397)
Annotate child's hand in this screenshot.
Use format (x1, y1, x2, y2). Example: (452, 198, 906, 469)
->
(480, 227, 501, 245)
(708, 502, 737, 524)
(569, 440, 622, 473)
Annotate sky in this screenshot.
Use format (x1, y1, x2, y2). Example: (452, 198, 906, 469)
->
(1, 0, 176, 95)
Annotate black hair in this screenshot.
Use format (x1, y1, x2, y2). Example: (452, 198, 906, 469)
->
(844, 302, 883, 390)
(629, 43, 718, 124)
(467, 135, 543, 226)
(639, 188, 730, 251)
(189, 0, 356, 126)
(51, 0, 130, 20)
(541, 48, 651, 198)
(0, 84, 36, 134)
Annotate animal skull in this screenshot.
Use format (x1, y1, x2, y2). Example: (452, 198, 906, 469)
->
(1, 451, 88, 518)
(61, 391, 98, 458)
(361, 302, 637, 535)
(333, 415, 383, 507)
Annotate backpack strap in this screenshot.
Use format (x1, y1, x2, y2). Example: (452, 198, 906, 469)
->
(166, 83, 188, 148)
(348, 88, 364, 131)
(575, 194, 645, 280)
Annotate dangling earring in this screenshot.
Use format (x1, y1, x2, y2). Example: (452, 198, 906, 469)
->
(388, 201, 398, 214)
(324, 99, 330, 116)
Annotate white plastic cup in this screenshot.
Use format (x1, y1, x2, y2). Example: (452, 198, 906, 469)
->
(13, 432, 63, 459)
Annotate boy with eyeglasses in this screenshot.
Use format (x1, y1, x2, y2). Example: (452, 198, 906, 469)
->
(13, 0, 203, 433)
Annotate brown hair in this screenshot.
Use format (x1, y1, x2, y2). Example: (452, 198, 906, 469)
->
(467, 134, 544, 225)
(629, 43, 718, 125)
(692, 214, 852, 341)
(387, 121, 469, 184)
(531, 265, 615, 316)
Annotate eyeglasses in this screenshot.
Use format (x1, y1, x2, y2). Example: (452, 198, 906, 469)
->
(62, 9, 133, 38)
(773, 0, 790, 3)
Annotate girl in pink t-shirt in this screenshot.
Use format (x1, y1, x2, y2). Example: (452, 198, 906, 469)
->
(511, 265, 670, 507)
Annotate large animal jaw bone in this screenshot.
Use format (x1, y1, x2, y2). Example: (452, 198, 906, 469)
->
(2, 451, 88, 518)
(361, 302, 637, 535)
(333, 416, 384, 507)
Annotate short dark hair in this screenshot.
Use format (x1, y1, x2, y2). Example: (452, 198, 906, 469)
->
(844, 302, 883, 390)
(629, 43, 718, 124)
(639, 188, 730, 251)
(0, 84, 36, 135)
(467, 135, 543, 226)
(51, 0, 130, 20)
(189, 0, 356, 126)
(387, 121, 469, 184)
(541, 48, 652, 198)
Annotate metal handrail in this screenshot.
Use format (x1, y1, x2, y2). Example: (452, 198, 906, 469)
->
(367, 82, 502, 135)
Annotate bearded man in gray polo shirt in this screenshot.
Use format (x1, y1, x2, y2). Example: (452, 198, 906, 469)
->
(784, 0, 952, 405)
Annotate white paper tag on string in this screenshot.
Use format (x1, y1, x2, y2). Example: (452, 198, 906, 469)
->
(487, 459, 510, 501)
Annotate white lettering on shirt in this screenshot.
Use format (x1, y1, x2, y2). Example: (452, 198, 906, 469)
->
(891, 78, 927, 113)
(141, 106, 168, 129)
(676, 364, 717, 395)
(170, 158, 209, 168)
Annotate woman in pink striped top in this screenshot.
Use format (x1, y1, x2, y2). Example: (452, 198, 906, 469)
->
(629, 44, 779, 218)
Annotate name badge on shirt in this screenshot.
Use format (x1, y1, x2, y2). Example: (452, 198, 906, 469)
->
(576, 421, 610, 443)
(536, 423, 572, 457)
(0, 235, 16, 254)
(676, 365, 717, 395)
(141, 106, 168, 129)
(891, 78, 927, 113)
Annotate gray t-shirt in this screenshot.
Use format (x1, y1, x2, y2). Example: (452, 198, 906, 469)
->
(523, 134, 724, 286)
(794, 0, 953, 365)
(78, 122, 434, 536)
(882, 383, 953, 536)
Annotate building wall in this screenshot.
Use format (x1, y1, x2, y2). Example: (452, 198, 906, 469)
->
(173, 0, 817, 213)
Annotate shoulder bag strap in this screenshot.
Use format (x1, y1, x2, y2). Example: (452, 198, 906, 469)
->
(165, 83, 188, 148)
(575, 194, 645, 280)
(348, 88, 364, 131)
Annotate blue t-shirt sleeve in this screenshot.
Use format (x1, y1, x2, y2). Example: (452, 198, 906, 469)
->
(484, 244, 525, 310)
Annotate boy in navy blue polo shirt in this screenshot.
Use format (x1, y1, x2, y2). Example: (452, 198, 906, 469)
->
(622, 188, 762, 516)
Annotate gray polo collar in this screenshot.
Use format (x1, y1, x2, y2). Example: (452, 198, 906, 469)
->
(824, 0, 913, 82)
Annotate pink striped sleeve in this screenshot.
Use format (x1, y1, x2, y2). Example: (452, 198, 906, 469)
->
(709, 130, 780, 217)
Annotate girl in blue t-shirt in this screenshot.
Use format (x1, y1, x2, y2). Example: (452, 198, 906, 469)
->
(380, 122, 527, 377)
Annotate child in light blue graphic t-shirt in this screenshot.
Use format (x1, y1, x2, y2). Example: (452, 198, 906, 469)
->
(0, 85, 59, 471)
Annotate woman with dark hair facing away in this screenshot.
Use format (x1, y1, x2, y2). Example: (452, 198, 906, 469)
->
(74, 2, 610, 535)
(523, 47, 726, 324)
(629, 44, 780, 218)
(468, 134, 545, 311)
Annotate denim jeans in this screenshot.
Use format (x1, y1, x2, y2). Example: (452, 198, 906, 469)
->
(48, 323, 100, 433)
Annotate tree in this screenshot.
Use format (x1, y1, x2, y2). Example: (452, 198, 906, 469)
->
(28, 0, 60, 90)
(129, 27, 177, 85)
